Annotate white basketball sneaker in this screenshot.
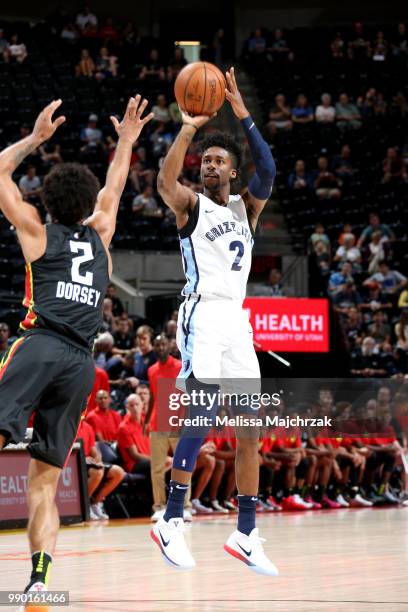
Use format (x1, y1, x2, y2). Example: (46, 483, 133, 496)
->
(150, 517, 196, 570)
(224, 528, 279, 576)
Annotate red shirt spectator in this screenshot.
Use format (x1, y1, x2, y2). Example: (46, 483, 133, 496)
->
(87, 367, 110, 413)
(146, 335, 181, 432)
(117, 394, 150, 471)
(86, 390, 121, 442)
(76, 419, 96, 456)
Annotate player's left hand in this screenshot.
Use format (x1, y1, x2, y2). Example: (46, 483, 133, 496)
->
(225, 67, 249, 120)
(32, 99, 66, 144)
(111, 95, 154, 144)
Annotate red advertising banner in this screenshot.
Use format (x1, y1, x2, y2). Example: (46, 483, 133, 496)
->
(0, 449, 83, 522)
(243, 298, 329, 353)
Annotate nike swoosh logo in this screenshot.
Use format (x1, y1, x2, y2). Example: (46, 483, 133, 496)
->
(205, 209, 214, 213)
(158, 530, 170, 547)
(237, 542, 252, 557)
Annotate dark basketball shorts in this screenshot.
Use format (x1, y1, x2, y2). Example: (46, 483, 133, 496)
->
(0, 331, 95, 468)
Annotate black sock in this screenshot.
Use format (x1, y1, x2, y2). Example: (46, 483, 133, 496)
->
(164, 480, 188, 522)
(26, 551, 52, 591)
(237, 495, 257, 536)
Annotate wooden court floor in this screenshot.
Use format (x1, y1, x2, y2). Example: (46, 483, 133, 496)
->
(1, 508, 408, 612)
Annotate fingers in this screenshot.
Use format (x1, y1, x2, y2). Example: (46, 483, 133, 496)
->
(141, 111, 155, 125)
(127, 95, 138, 120)
(54, 116, 66, 129)
(110, 115, 120, 131)
(136, 96, 148, 117)
(45, 99, 63, 117)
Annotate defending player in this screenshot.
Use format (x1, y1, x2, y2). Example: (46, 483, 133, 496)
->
(151, 67, 278, 575)
(0, 96, 153, 595)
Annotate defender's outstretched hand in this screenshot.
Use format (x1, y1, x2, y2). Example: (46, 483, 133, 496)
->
(111, 95, 154, 143)
(32, 99, 66, 144)
(225, 67, 249, 120)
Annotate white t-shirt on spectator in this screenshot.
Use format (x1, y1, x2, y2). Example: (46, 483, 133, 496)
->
(82, 126, 102, 144)
(336, 245, 361, 262)
(76, 12, 98, 29)
(19, 175, 41, 192)
(9, 43, 26, 58)
(151, 106, 170, 123)
(315, 105, 336, 123)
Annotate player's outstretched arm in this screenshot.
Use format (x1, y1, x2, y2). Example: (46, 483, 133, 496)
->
(225, 67, 276, 232)
(157, 111, 211, 228)
(86, 95, 154, 248)
(0, 100, 65, 261)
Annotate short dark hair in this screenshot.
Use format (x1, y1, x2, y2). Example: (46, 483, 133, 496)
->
(43, 163, 100, 226)
(199, 132, 242, 171)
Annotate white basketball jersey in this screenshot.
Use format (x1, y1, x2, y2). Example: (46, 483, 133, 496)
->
(179, 192, 254, 301)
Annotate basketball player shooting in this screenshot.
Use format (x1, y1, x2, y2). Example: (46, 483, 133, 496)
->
(0, 96, 153, 597)
(151, 67, 278, 575)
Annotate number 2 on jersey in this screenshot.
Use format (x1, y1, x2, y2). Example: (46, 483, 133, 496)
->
(69, 241, 94, 286)
(229, 240, 244, 271)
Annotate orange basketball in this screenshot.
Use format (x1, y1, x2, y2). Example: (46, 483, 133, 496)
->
(174, 62, 226, 116)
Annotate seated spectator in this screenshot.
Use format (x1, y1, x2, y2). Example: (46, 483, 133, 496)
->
(134, 325, 157, 384)
(314, 240, 331, 275)
(61, 22, 79, 44)
(167, 46, 187, 80)
(265, 94, 292, 137)
(252, 268, 285, 297)
(395, 311, 408, 351)
(139, 49, 165, 80)
(19, 166, 42, 202)
(367, 310, 391, 344)
(314, 156, 341, 199)
(76, 5, 98, 31)
(76, 49, 96, 77)
(136, 383, 150, 415)
(86, 390, 122, 462)
(39, 143, 63, 168)
(338, 222, 356, 246)
(309, 223, 331, 252)
(117, 394, 152, 477)
(94, 332, 114, 369)
(342, 306, 363, 346)
(382, 147, 407, 184)
(398, 282, 408, 309)
(80, 114, 103, 149)
(129, 146, 156, 192)
(328, 262, 353, 296)
(191, 441, 218, 514)
(4, 33, 27, 63)
(333, 144, 355, 181)
(330, 33, 345, 59)
(107, 351, 140, 399)
(372, 31, 388, 62)
(364, 261, 407, 297)
(248, 28, 267, 55)
(334, 235, 361, 271)
(113, 318, 134, 353)
(315, 93, 336, 124)
(350, 336, 387, 377)
(335, 93, 362, 130)
(268, 28, 292, 61)
(291, 94, 314, 125)
(358, 88, 380, 118)
(360, 283, 393, 317)
(347, 22, 371, 60)
(357, 212, 395, 248)
(101, 297, 118, 333)
(132, 185, 162, 217)
(99, 17, 119, 44)
(333, 281, 362, 315)
(95, 46, 118, 79)
(87, 366, 110, 413)
(391, 22, 408, 57)
(288, 159, 313, 191)
(152, 94, 171, 124)
(365, 231, 390, 274)
(106, 283, 124, 317)
(373, 91, 387, 116)
(150, 122, 173, 158)
(169, 101, 183, 129)
(0, 323, 11, 356)
(77, 418, 125, 520)
(0, 29, 9, 60)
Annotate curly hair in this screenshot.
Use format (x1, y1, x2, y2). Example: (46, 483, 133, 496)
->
(43, 163, 100, 226)
(199, 132, 242, 170)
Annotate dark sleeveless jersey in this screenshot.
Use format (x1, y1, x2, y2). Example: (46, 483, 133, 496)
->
(20, 223, 109, 350)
